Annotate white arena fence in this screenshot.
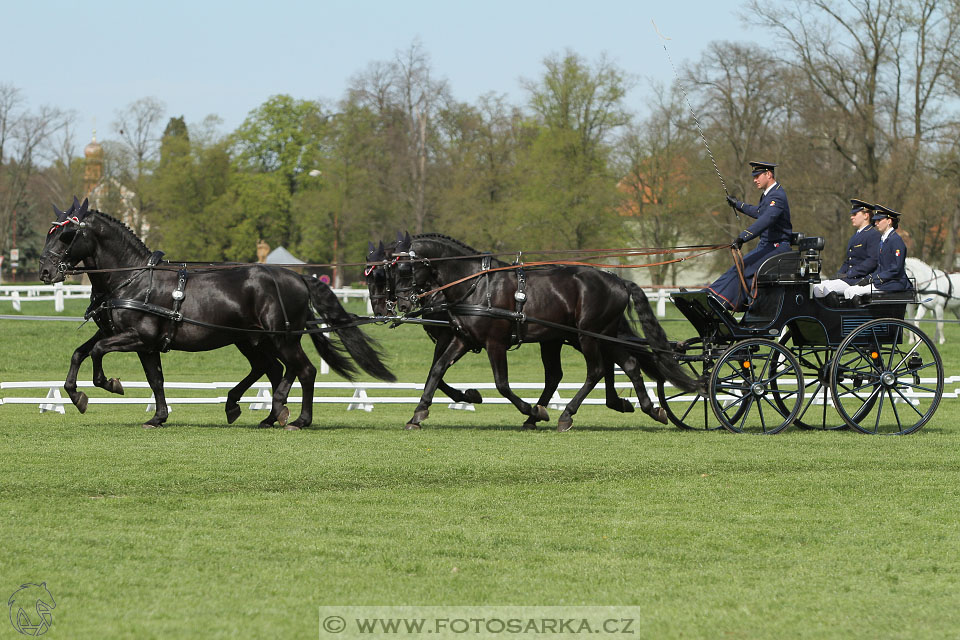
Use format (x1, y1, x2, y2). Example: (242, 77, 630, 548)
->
(0, 284, 685, 317)
(2, 377, 957, 415)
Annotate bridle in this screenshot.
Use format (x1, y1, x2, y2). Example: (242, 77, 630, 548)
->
(44, 219, 85, 275)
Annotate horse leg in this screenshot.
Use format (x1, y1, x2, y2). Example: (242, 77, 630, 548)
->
(431, 333, 482, 404)
(522, 341, 565, 430)
(408, 338, 471, 429)
(63, 330, 103, 413)
(556, 337, 606, 432)
(272, 341, 316, 431)
(936, 303, 946, 345)
(85, 330, 163, 427)
(615, 349, 668, 425)
(136, 351, 168, 429)
(600, 348, 634, 414)
(226, 342, 280, 425)
(484, 342, 547, 429)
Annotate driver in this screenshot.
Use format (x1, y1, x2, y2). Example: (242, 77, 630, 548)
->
(705, 161, 793, 311)
(842, 204, 911, 299)
(812, 198, 881, 301)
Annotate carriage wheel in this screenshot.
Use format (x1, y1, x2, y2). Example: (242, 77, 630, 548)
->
(709, 338, 804, 434)
(656, 338, 722, 430)
(770, 330, 846, 430)
(829, 319, 943, 435)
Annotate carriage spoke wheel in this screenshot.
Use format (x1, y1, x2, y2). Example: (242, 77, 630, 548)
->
(829, 319, 943, 435)
(771, 331, 846, 430)
(656, 338, 722, 430)
(709, 338, 804, 434)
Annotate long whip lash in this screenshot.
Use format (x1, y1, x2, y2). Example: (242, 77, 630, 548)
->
(652, 20, 738, 220)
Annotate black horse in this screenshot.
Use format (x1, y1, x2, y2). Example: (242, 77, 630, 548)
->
(388, 234, 703, 431)
(368, 234, 647, 429)
(38, 198, 395, 429)
(366, 239, 483, 407)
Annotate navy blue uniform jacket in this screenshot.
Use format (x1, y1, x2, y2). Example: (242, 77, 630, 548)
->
(871, 231, 910, 291)
(707, 183, 793, 311)
(837, 226, 881, 283)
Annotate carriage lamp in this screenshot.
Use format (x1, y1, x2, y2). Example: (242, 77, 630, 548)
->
(741, 360, 751, 369)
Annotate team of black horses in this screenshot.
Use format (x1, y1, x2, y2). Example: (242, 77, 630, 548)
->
(38, 198, 701, 431)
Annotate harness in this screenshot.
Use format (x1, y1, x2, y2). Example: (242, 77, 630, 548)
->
(917, 268, 955, 301)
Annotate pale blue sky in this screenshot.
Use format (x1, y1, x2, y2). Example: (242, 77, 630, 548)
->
(6, 0, 753, 142)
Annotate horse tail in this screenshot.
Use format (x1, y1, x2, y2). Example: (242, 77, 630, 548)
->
(303, 277, 397, 382)
(625, 281, 704, 393)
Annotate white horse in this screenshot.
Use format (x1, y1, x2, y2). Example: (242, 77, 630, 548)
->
(904, 257, 960, 344)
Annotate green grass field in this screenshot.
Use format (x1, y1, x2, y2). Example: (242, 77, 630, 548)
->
(2, 297, 959, 638)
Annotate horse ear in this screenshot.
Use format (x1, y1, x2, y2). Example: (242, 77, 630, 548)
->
(404, 231, 411, 244)
(72, 195, 81, 211)
(78, 198, 89, 218)
(52, 204, 63, 219)
(377, 240, 385, 252)
(368, 241, 375, 253)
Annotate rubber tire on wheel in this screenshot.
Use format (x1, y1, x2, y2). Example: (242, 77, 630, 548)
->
(709, 338, 804, 434)
(829, 318, 943, 435)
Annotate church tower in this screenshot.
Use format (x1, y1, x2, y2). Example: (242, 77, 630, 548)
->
(83, 131, 103, 197)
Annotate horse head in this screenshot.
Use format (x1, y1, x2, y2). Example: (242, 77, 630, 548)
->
(394, 231, 436, 314)
(39, 197, 92, 283)
(364, 240, 394, 315)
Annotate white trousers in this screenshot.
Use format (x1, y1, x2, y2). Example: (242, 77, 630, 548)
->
(843, 284, 874, 299)
(812, 279, 851, 298)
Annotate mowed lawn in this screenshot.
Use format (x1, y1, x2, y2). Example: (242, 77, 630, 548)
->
(1, 298, 959, 638)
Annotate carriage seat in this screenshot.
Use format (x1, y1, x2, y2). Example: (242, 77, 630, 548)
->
(755, 251, 803, 285)
(856, 289, 918, 305)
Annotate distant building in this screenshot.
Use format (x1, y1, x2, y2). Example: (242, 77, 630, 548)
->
(83, 131, 148, 240)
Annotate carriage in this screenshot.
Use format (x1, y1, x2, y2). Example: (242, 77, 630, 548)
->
(659, 234, 944, 435)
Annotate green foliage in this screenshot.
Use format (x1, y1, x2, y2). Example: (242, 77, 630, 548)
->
(230, 95, 325, 194)
(209, 171, 292, 261)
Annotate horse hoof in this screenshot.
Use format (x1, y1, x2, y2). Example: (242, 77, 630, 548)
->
(557, 417, 573, 432)
(622, 398, 636, 413)
(106, 378, 124, 395)
(535, 404, 549, 422)
(74, 392, 89, 414)
(225, 404, 242, 424)
(412, 409, 430, 423)
(276, 406, 289, 427)
(405, 422, 422, 430)
(257, 421, 274, 429)
(142, 423, 162, 430)
(522, 420, 538, 431)
(655, 407, 669, 425)
(284, 424, 301, 431)
(463, 389, 483, 404)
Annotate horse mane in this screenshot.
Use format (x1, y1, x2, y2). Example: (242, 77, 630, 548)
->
(411, 233, 508, 265)
(89, 209, 152, 257)
(412, 233, 482, 255)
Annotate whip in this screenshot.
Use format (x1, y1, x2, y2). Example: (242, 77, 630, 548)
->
(652, 20, 739, 220)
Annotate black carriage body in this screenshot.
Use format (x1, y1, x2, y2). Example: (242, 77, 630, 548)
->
(660, 235, 942, 435)
(671, 241, 914, 352)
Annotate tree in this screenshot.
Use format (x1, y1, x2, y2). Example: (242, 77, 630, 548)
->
(111, 97, 166, 238)
(347, 40, 451, 234)
(0, 83, 71, 267)
(507, 51, 632, 250)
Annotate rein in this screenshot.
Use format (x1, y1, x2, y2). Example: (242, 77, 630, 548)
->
(410, 245, 728, 300)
